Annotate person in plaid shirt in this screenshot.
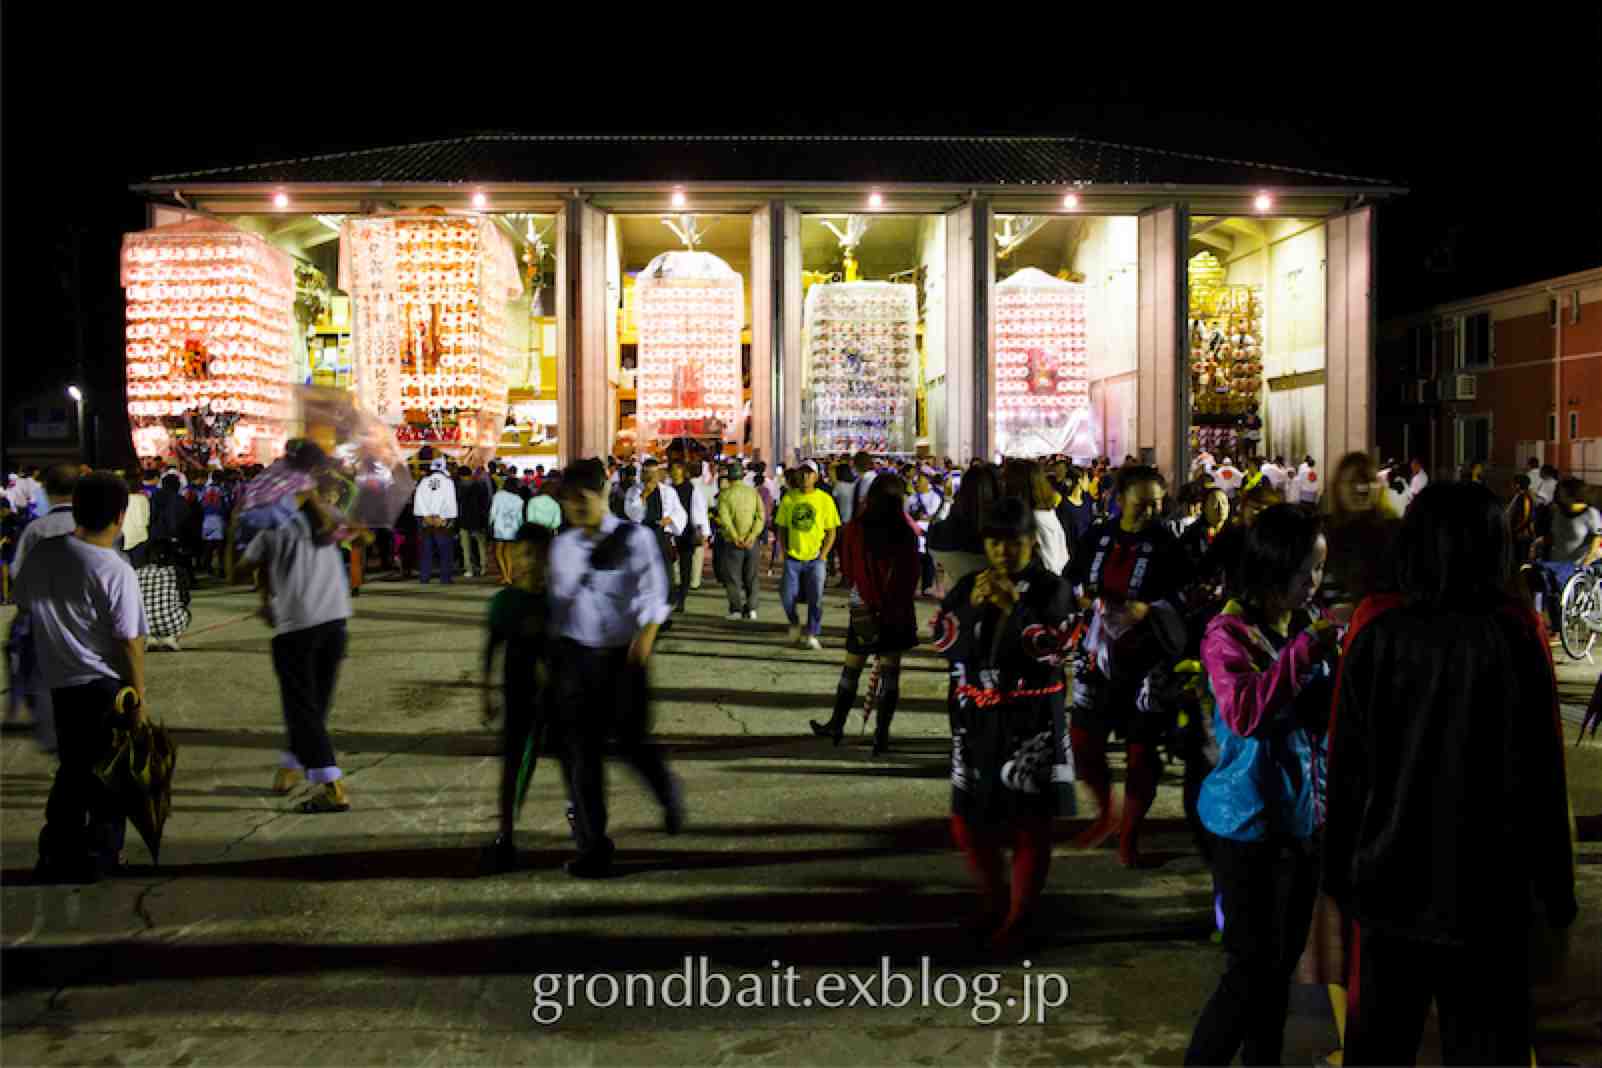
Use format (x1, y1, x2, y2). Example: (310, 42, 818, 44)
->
(138, 539, 191, 652)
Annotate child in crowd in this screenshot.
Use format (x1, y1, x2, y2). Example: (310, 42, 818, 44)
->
(138, 538, 192, 652)
(481, 523, 556, 873)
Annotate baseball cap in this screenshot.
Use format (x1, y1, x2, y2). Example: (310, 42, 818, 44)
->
(430, 458, 448, 473)
(800, 461, 819, 474)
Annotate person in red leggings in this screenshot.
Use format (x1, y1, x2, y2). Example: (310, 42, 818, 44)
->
(1065, 465, 1194, 868)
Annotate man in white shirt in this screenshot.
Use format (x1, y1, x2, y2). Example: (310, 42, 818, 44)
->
(1535, 465, 1560, 507)
(849, 451, 878, 517)
(15, 473, 147, 882)
(1292, 457, 1322, 506)
(1408, 458, 1430, 500)
(905, 471, 945, 596)
(625, 458, 688, 612)
(121, 474, 152, 568)
(667, 459, 712, 610)
(11, 464, 82, 753)
(1259, 458, 1289, 493)
(1211, 459, 1245, 498)
(550, 460, 681, 878)
(413, 459, 459, 585)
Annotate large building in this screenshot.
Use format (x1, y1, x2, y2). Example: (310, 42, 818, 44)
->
(128, 134, 1402, 477)
(1376, 267, 1602, 484)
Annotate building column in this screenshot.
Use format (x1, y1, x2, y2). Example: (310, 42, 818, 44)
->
(1138, 205, 1186, 480)
(1325, 204, 1376, 466)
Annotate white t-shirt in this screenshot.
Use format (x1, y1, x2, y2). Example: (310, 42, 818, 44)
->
(14, 535, 148, 689)
(1550, 506, 1602, 565)
(1212, 466, 1245, 497)
(1033, 510, 1070, 576)
(1410, 470, 1430, 498)
(122, 493, 151, 551)
(13, 503, 76, 574)
(1535, 477, 1559, 506)
(242, 512, 353, 636)
(1260, 463, 1289, 492)
(1293, 467, 1322, 505)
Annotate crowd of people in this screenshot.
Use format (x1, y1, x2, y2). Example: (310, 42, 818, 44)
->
(5, 439, 1594, 1065)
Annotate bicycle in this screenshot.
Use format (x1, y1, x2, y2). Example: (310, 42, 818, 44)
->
(1557, 561, 1602, 662)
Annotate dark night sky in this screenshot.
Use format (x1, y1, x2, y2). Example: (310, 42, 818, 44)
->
(5, 12, 1599, 457)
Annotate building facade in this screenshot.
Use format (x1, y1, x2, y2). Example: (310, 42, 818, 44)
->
(130, 135, 1400, 479)
(1376, 267, 1602, 485)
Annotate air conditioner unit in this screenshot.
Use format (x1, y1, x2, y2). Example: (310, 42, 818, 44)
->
(1442, 373, 1477, 401)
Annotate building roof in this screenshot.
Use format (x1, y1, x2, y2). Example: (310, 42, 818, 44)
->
(142, 134, 1401, 191)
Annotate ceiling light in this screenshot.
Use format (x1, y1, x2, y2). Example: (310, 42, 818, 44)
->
(473, 192, 488, 209)
(273, 192, 289, 209)
(671, 188, 687, 208)
(867, 191, 884, 209)
(1254, 192, 1273, 212)
(1062, 193, 1079, 210)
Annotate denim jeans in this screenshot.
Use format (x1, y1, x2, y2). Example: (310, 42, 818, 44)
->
(781, 557, 826, 635)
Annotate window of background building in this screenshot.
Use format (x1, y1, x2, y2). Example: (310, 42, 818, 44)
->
(1460, 311, 1493, 368)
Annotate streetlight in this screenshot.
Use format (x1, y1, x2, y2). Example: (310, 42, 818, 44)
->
(67, 385, 85, 463)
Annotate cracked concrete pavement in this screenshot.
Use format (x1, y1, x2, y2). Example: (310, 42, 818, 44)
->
(2, 573, 1599, 1066)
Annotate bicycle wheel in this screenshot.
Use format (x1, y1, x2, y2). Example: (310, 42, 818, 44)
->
(1559, 571, 1599, 661)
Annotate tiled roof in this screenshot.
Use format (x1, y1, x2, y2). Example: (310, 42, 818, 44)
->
(144, 134, 1399, 190)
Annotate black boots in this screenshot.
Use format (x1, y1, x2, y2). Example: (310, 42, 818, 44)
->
(871, 684, 900, 757)
(811, 665, 862, 745)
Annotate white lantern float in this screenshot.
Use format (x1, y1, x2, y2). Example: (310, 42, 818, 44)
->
(121, 219, 296, 466)
(633, 251, 744, 448)
(339, 212, 522, 459)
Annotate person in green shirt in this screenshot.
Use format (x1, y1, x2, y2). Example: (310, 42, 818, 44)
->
(774, 461, 842, 650)
(716, 463, 765, 621)
(481, 522, 555, 873)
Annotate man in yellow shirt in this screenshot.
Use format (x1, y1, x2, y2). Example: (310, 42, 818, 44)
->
(774, 461, 841, 651)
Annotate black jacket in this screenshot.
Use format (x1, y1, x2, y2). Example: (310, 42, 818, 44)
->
(1323, 596, 1577, 943)
(459, 479, 492, 532)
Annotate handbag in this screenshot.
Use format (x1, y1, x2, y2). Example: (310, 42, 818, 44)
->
(849, 548, 896, 646)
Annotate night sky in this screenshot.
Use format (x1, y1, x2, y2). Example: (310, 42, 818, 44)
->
(5, 13, 1598, 464)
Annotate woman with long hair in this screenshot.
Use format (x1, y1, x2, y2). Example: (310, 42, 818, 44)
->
(932, 497, 1078, 948)
(1325, 482, 1576, 1064)
(1001, 459, 1069, 576)
(1319, 452, 1401, 624)
(927, 463, 1000, 589)
(1066, 464, 1194, 867)
(810, 473, 919, 755)
(1186, 504, 1340, 1066)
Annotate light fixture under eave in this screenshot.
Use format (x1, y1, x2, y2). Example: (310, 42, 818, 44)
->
(67, 385, 83, 402)
(473, 192, 488, 209)
(1062, 193, 1079, 210)
(671, 188, 687, 209)
(1254, 192, 1273, 212)
(867, 191, 884, 209)
(273, 192, 290, 209)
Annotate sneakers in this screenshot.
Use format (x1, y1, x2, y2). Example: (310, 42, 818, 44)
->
(787, 623, 801, 645)
(149, 636, 181, 652)
(271, 767, 305, 795)
(463, 570, 475, 579)
(726, 611, 744, 621)
(744, 610, 758, 621)
(803, 636, 823, 652)
(297, 780, 350, 813)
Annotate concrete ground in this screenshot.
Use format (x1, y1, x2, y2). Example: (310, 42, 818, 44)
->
(2, 569, 1599, 1066)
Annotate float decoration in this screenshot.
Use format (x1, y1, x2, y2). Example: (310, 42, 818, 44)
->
(802, 281, 919, 455)
(993, 268, 1092, 458)
(634, 251, 744, 445)
(121, 218, 296, 465)
(339, 212, 523, 457)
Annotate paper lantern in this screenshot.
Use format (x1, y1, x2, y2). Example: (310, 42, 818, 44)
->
(802, 281, 918, 455)
(339, 213, 522, 457)
(993, 268, 1092, 458)
(634, 251, 744, 445)
(121, 219, 295, 465)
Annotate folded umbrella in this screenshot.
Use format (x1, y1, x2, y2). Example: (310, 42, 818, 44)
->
(93, 688, 177, 864)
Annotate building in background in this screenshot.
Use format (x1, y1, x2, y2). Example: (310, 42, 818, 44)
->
(128, 135, 1401, 478)
(1376, 267, 1602, 485)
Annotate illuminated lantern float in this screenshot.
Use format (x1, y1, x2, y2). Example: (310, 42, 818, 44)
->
(634, 251, 744, 449)
(339, 213, 522, 459)
(803, 281, 918, 455)
(993, 268, 1094, 459)
(122, 219, 295, 466)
